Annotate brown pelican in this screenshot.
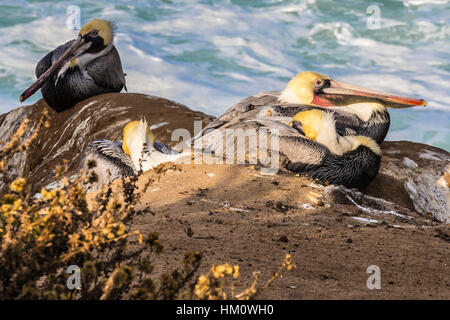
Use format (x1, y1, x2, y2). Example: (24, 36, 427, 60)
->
(20, 19, 126, 112)
(80, 119, 183, 187)
(288, 109, 381, 189)
(197, 71, 426, 144)
(197, 109, 381, 189)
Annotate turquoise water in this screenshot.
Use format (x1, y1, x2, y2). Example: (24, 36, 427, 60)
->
(0, 0, 449, 150)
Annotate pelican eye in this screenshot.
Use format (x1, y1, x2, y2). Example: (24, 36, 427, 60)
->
(91, 30, 99, 36)
(292, 121, 305, 136)
(314, 79, 331, 94)
(314, 79, 324, 87)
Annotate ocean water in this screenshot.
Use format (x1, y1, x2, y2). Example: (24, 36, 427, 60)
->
(0, 0, 449, 151)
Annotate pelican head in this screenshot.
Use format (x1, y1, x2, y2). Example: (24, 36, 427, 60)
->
(291, 109, 324, 141)
(279, 71, 427, 110)
(122, 119, 155, 169)
(121, 119, 185, 172)
(79, 19, 114, 50)
(292, 109, 381, 156)
(122, 119, 154, 155)
(122, 119, 155, 171)
(20, 19, 115, 103)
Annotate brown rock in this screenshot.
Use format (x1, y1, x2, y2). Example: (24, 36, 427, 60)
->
(1, 95, 449, 223)
(0, 93, 214, 192)
(371, 141, 450, 223)
(1, 94, 449, 300)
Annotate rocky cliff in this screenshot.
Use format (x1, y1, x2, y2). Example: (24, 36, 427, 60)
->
(1, 94, 449, 299)
(97, 161, 449, 299)
(0, 93, 449, 224)
(0, 93, 214, 193)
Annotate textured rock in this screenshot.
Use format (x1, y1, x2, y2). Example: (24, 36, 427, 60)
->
(0, 93, 214, 192)
(1, 94, 448, 300)
(373, 141, 450, 223)
(100, 162, 449, 299)
(1, 94, 449, 222)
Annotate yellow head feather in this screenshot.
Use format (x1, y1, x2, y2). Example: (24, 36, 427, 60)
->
(122, 120, 154, 155)
(79, 19, 113, 46)
(282, 71, 330, 104)
(292, 109, 324, 140)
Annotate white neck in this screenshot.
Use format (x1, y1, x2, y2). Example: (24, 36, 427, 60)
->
(126, 122, 153, 171)
(126, 122, 185, 172)
(330, 102, 386, 122)
(55, 42, 113, 84)
(278, 86, 301, 104)
(315, 115, 381, 156)
(77, 42, 113, 70)
(314, 113, 352, 155)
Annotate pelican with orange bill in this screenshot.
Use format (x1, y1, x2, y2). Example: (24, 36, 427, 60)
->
(197, 71, 427, 144)
(20, 19, 126, 112)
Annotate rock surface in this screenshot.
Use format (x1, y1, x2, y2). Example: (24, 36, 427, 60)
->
(1, 94, 449, 299)
(1, 94, 449, 222)
(0, 93, 214, 193)
(95, 162, 449, 299)
(371, 141, 450, 223)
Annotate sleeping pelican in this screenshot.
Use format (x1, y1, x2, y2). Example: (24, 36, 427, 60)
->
(287, 109, 381, 188)
(20, 19, 126, 111)
(80, 119, 183, 187)
(196, 109, 381, 189)
(196, 71, 426, 144)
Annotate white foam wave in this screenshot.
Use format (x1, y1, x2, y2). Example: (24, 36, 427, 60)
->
(0, 0, 448, 150)
(403, 0, 448, 6)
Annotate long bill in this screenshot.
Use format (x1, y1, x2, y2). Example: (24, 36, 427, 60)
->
(19, 36, 90, 103)
(319, 80, 427, 108)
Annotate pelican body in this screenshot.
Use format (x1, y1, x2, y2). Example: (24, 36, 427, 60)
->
(287, 110, 381, 189)
(197, 71, 426, 144)
(80, 119, 183, 187)
(256, 103, 390, 144)
(198, 109, 381, 189)
(20, 19, 126, 111)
